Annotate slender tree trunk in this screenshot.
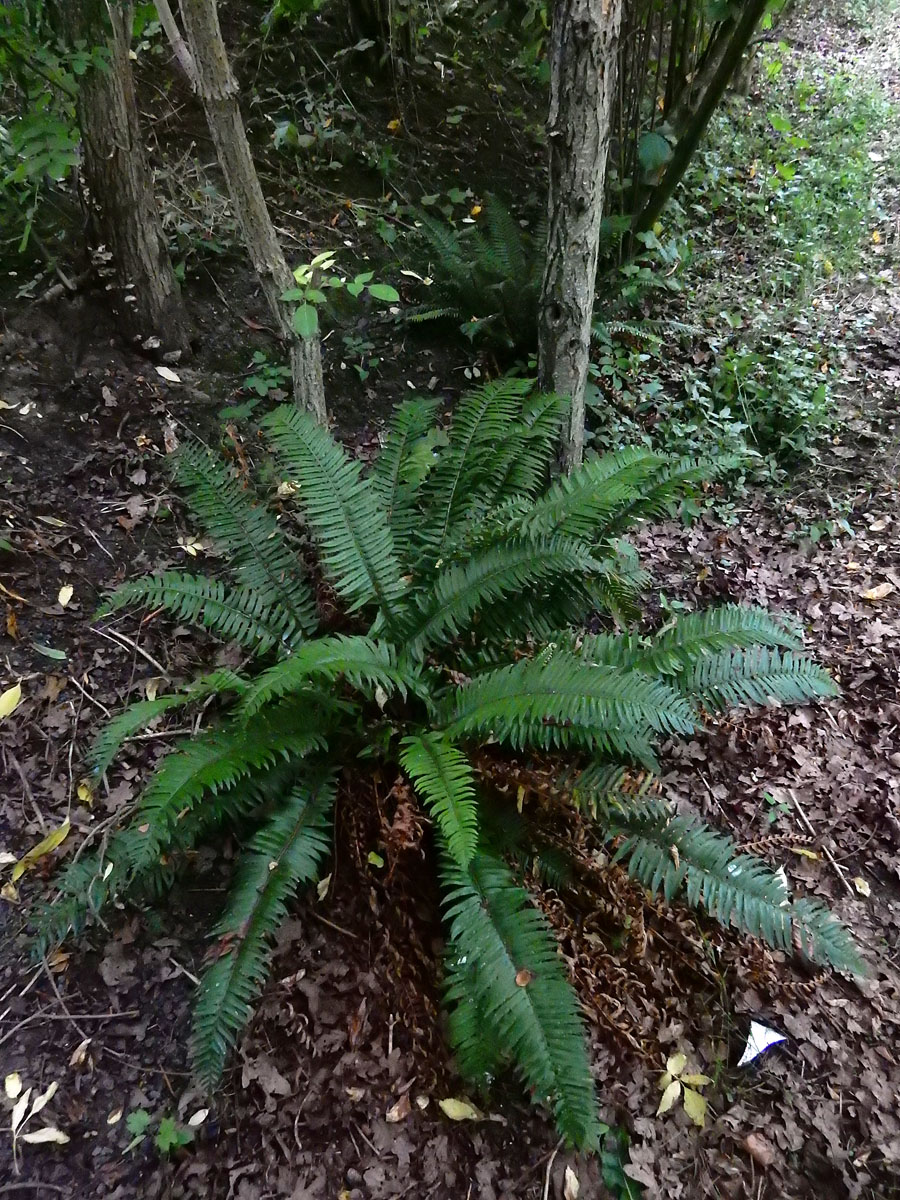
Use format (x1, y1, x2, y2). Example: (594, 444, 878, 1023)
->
(57, 0, 190, 356)
(171, 0, 326, 420)
(538, 0, 624, 471)
(632, 0, 768, 238)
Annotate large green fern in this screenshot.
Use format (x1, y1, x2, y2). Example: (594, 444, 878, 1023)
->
(34, 380, 860, 1153)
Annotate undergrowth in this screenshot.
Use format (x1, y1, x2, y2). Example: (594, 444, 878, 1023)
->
(33, 380, 862, 1150)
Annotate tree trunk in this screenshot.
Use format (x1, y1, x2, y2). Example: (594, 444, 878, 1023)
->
(58, 0, 190, 356)
(538, 0, 624, 472)
(631, 0, 768, 239)
(173, 0, 326, 421)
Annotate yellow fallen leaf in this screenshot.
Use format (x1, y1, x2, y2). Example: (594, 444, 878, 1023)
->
(564, 1165, 580, 1200)
(853, 876, 871, 898)
(4, 1072, 22, 1099)
(0, 682, 22, 720)
(438, 1097, 483, 1121)
(681, 1073, 713, 1087)
(57, 584, 74, 608)
(77, 780, 94, 806)
(845, 562, 862, 573)
(31, 1081, 58, 1117)
(666, 1051, 687, 1076)
(791, 846, 820, 860)
(471, 204, 482, 217)
(107, 1108, 123, 1125)
(1, 881, 19, 903)
(872, 230, 882, 243)
(682, 1086, 707, 1127)
(861, 582, 894, 602)
(11, 820, 71, 883)
(387, 118, 401, 132)
(20, 1127, 69, 1145)
(657, 1079, 681, 1116)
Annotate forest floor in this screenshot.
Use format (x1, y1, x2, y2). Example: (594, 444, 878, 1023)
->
(1, 2, 899, 1198)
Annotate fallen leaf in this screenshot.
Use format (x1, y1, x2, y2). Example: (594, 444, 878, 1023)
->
(30, 1081, 58, 1117)
(69, 1039, 91, 1068)
(57, 584, 73, 607)
(5, 1072, 22, 1099)
(11, 1088, 32, 1133)
(438, 1097, 483, 1121)
(107, 1108, 123, 1125)
(656, 1080, 681, 1116)
(682, 1086, 707, 1126)
(853, 876, 871, 897)
(11, 820, 71, 882)
(20, 1127, 69, 1144)
(0, 682, 22, 720)
(155, 366, 181, 383)
(386, 1092, 411, 1123)
(415, 1095, 429, 1110)
(188, 1108, 209, 1127)
(868, 517, 889, 532)
(860, 582, 894, 601)
(1, 882, 19, 903)
(77, 780, 94, 806)
(666, 1051, 687, 1076)
(564, 1165, 580, 1200)
(742, 1131, 777, 1168)
(316, 872, 332, 901)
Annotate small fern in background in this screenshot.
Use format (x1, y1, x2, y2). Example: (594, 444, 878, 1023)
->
(407, 198, 545, 354)
(33, 378, 861, 1151)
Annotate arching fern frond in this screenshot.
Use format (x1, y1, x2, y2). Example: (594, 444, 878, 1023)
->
(99, 572, 308, 655)
(239, 635, 417, 717)
(440, 652, 696, 765)
(90, 669, 247, 779)
(401, 733, 478, 866)
(634, 604, 802, 676)
(369, 397, 442, 560)
(263, 406, 406, 621)
(174, 442, 315, 630)
(603, 795, 863, 974)
(192, 771, 335, 1087)
(675, 646, 838, 711)
(597, 455, 722, 540)
(441, 848, 601, 1149)
(423, 377, 534, 557)
(403, 537, 597, 657)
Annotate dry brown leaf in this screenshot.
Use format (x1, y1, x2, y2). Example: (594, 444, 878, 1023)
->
(386, 1092, 412, 1123)
(860, 582, 894, 602)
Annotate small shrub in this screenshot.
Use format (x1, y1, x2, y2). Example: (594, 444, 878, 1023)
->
(35, 380, 861, 1149)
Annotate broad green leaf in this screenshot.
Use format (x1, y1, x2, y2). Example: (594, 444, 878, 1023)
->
(292, 304, 319, 338)
(368, 283, 400, 303)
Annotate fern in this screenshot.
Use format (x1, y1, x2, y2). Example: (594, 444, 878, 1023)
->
(192, 771, 334, 1086)
(675, 646, 839, 711)
(603, 794, 863, 974)
(262, 406, 407, 620)
(442, 848, 601, 1149)
(401, 733, 478, 866)
(41, 380, 860, 1153)
(174, 442, 316, 631)
(100, 572, 308, 654)
(90, 669, 246, 779)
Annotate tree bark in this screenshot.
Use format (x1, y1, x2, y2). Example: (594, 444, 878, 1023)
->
(173, 0, 327, 421)
(57, 0, 190, 356)
(538, 0, 624, 471)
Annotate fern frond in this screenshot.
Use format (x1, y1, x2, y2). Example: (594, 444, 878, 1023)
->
(262, 406, 406, 620)
(597, 455, 720, 540)
(675, 646, 838, 711)
(403, 537, 598, 657)
(604, 795, 863, 973)
(369, 397, 441, 560)
(90, 670, 246, 779)
(484, 198, 528, 285)
(401, 733, 478, 866)
(440, 652, 696, 765)
(191, 771, 335, 1086)
(99, 572, 306, 655)
(634, 604, 802, 676)
(521, 448, 666, 541)
(441, 848, 600, 1149)
(174, 442, 316, 631)
(424, 377, 534, 557)
(239, 635, 417, 717)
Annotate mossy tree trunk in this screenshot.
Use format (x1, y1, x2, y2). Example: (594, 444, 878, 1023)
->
(538, 0, 624, 471)
(57, 0, 190, 356)
(170, 0, 327, 421)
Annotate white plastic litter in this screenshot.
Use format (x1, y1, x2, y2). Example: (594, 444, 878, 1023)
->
(738, 1021, 787, 1066)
